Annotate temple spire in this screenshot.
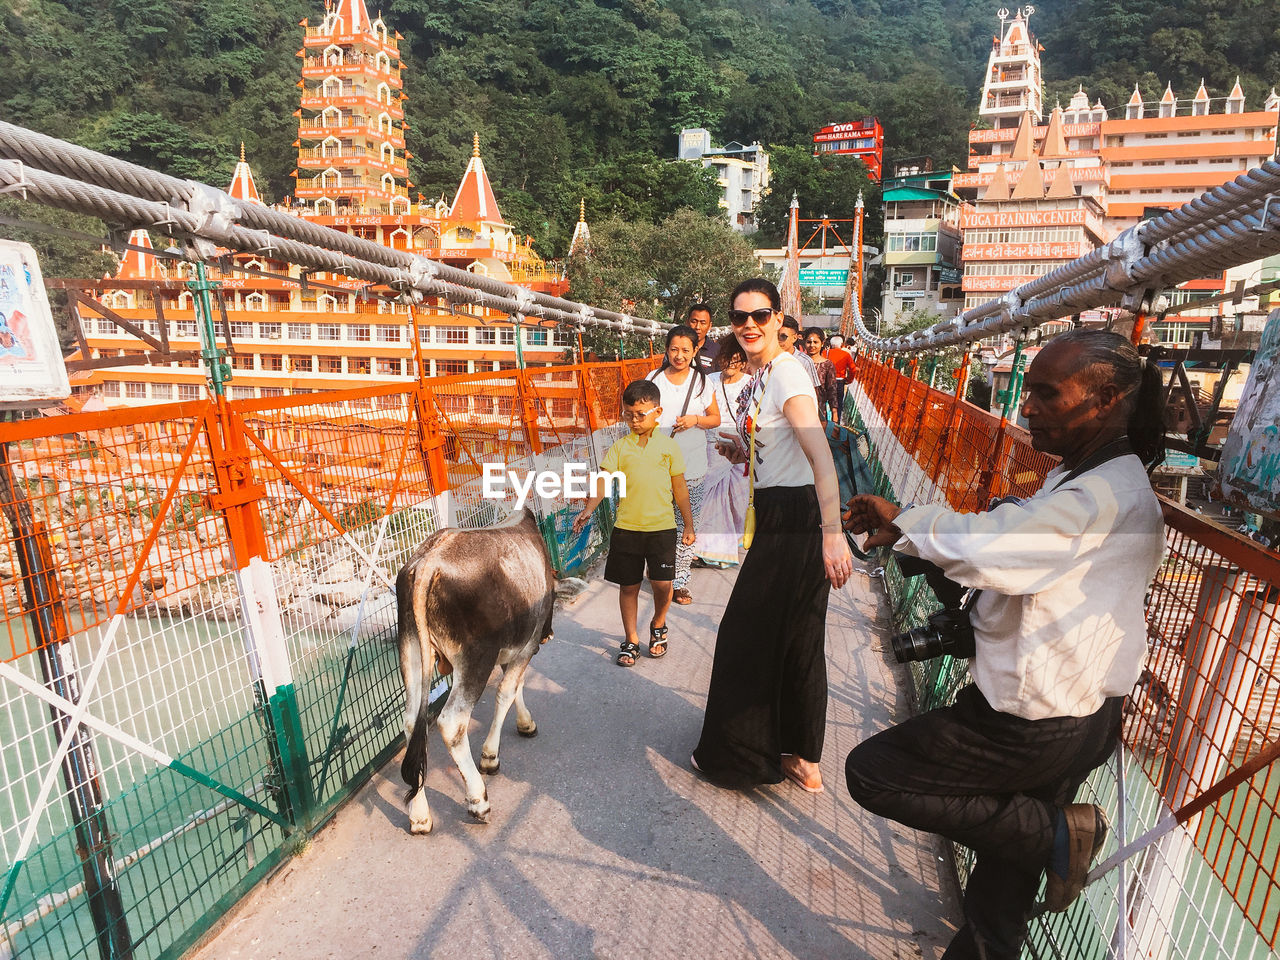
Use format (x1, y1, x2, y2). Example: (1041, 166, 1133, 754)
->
(569, 198, 591, 257)
(449, 133, 506, 224)
(228, 144, 262, 204)
(1010, 158, 1046, 200)
(116, 229, 160, 280)
(983, 164, 1011, 201)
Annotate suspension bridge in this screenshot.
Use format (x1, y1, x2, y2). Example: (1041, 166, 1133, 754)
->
(1, 121, 1280, 960)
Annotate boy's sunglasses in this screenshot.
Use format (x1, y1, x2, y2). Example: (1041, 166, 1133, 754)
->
(728, 308, 776, 326)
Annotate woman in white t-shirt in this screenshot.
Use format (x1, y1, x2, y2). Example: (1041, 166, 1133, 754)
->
(694, 338, 750, 567)
(691, 278, 852, 796)
(648, 324, 720, 604)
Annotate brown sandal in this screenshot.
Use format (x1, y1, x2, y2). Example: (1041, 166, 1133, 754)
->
(673, 587, 692, 605)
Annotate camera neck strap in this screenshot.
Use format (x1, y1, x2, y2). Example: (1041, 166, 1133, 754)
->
(1051, 437, 1134, 491)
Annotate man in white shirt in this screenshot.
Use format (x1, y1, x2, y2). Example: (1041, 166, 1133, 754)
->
(842, 331, 1167, 960)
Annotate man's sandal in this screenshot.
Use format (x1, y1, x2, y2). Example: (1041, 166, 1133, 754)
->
(649, 623, 669, 658)
(616, 640, 640, 667)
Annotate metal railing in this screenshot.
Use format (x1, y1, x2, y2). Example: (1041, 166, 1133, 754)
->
(845, 358, 1280, 958)
(0, 357, 653, 960)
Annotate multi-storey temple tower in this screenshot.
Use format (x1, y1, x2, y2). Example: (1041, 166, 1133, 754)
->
(977, 9, 1043, 130)
(296, 1, 415, 235)
(79, 0, 573, 408)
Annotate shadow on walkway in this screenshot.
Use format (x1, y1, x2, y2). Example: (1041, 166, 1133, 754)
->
(191, 562, 958, 960)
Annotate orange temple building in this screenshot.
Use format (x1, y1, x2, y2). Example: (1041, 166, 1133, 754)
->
(956, 8, 1280, 337)
(75, 0, 574, 408)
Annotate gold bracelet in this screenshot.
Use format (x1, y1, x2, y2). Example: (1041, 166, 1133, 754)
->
(819, 520, 841, 533)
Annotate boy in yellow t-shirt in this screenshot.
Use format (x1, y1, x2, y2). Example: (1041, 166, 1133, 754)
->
(572, 379, 695, 666)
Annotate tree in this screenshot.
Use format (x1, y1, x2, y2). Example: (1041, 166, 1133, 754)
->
(567, 209, 760, 356)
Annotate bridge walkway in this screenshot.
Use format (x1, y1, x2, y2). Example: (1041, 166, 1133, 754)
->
(188, 560, 957, 960)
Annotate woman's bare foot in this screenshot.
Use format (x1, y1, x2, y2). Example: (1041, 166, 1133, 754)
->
(781, 755, 824, 793)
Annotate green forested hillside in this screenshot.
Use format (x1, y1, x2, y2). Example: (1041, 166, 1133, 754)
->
(2, 0, 1278, 259)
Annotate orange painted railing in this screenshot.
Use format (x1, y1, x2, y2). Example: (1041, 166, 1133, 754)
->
(0, 357, 657, 663)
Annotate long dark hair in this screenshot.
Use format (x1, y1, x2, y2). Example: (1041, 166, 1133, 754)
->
(657, 323, 707, 390)
(1051, 329, 1167, 470)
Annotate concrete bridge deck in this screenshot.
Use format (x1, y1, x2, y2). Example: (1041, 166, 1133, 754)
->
(190, 561, 958, 960)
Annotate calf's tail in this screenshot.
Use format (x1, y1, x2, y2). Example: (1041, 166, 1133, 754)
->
(400, 571, 440, 798)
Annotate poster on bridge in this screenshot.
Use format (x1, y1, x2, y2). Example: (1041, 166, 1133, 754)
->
(1219, 307, 1280, 516)
(0, 239, 69, 409)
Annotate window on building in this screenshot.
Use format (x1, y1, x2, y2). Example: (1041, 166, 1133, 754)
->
(230, 386, 255, 400)
(499, 328, 515, 345)
(260, 354, 283, 372)
(151, 382, 173, 400)
(497, 360, 518, 370)
(349, 357, 371, 375)
(318, 323, 341, 340)
(348, 323, 370, 342)
(895, 270, 916, 288)
(436, 359, 468, 375)
(230, 321, 254, 339)
(376, 323, 401, 342)
(376, 358, 402, 376)
(290, 355, 314, 372)
(230, 354, 255, 370)
(287, 322, 312, 340)
(125, 382, 147, 399)
(319, 355, 343, 373)
(261, 387, 286, 398)
(438, 325, 468, 344)
(475, 327, 497, 345)
(554, 328, 574, 347)
(259, 322, 282, 339)
(178, 384, 202, 401)
(526, 328, 548, 346)
(176, 320, 199, 338)
(101, 381, 120, 397)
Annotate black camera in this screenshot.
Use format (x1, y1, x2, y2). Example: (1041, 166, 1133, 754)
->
(889, 553, 978, 663)
(891, 605, 977, 663)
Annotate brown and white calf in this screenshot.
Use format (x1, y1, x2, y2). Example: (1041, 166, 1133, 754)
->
(397, 509, 555, 834)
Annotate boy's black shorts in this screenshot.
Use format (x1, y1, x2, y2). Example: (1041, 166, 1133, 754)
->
(604, 527, 677, 586)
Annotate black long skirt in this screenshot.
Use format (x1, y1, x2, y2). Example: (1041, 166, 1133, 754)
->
(692, 484, 831, 788)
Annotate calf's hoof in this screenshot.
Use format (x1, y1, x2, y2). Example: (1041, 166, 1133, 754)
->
(517, 721, 538, 738)
(408, 793, 433, 835)
(467, 796, 491, 824)
(479, 752, 500, 775)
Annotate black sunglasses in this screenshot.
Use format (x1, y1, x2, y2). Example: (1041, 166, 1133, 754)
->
(728, 307, 776, 326)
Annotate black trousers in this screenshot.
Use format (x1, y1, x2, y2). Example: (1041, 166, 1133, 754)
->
(845, 684, 1123, 960)
(694, 485, 830, 788)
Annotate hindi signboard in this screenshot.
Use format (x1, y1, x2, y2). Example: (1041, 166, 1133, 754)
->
(0, 240, 70, 410)
(799, 268, 849, 287)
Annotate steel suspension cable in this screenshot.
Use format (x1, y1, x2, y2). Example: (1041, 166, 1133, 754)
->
(0, 121, 668, 337)
(853, 157, 1280, 354)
